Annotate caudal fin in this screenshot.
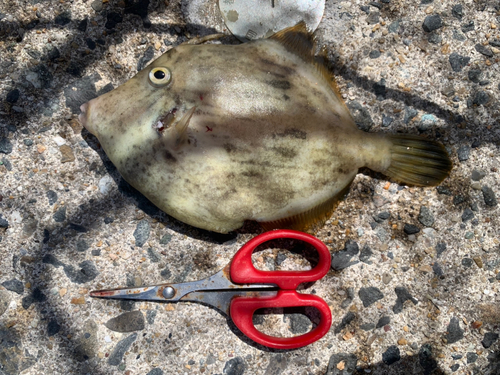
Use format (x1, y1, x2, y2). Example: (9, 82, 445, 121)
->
(384, 135, 452, 186)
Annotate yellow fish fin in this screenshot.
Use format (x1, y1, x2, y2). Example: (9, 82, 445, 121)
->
(174, 106, 196, 148)
(269, 22, 344, 102)
(269, 21, 315, 62)
(259, 182, 352, 234)
(385, 134, 452, 186)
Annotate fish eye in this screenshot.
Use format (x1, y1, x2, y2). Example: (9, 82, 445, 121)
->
(149, 67, 171, 87)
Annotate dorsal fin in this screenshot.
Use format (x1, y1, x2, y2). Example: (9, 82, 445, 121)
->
(269, 22, 343, 100)
(269, 21, 315, 62)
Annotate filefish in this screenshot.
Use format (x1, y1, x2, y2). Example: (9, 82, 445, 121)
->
(79, 23, 452, 234)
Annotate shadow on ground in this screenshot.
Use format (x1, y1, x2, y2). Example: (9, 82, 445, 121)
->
(0, 0, 499, 374)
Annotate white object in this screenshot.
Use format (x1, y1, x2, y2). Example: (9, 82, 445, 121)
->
(219, 0, 325, 41)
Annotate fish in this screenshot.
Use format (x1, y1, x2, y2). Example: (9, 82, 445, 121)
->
(79, 22, 452, 234)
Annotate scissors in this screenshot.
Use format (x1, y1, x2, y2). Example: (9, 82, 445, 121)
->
(90, 230, 332, 349)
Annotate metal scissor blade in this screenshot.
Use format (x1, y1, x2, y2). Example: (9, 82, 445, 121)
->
(90, 285, 169, 301)
(90, 265, 277, 303)
(181, 290, 278, 315)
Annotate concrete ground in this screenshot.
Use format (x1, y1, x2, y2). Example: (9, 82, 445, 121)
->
(0, 0, 499, 374)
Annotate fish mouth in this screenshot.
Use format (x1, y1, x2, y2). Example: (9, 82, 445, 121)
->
(79, 102, 89, 130)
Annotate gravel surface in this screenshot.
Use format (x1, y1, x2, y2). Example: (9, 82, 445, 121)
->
(0, 0, 499, 374)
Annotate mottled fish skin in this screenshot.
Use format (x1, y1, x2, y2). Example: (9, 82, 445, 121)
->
(79, 31, 445, 233)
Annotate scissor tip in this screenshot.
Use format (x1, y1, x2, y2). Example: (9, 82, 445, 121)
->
(89, 290, 116, 298)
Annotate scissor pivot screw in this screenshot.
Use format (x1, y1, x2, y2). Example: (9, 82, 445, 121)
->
(163, 286, 175, 299)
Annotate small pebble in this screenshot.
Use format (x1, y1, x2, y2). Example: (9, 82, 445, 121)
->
(457, 145, 470, 161)
(382, 345, 401, 365)
(466, 352, 478, 363)
(358, 287, 384, 307)
(60, 145, 75, 163)
(449, 53, 470, 72)
(47, 319, 61, 336)
(133, 219, 150, 248)
(393, 287, 418, 313)
(331, 240, 359, 271)
(471, 169, 486, 181)
(0, 137, 13, 154)
(366, 11, 380, 25)
(445, 317, 464, 344)
(475, 44, 493, 57)
(482, 332, 499, 348)
(404, 223, 420, 235)
(108, 333, 137, 366)
(418, 206, 434, 227)
(2, 279, 24, 294)
(98, 175, 115, 195)
(359, 245, 373, 264)
(376, 316, 390, 328)
(462, 258, 473, 267)
(481, 186, 497, 207)
(53, 206, 66, 223)
(382, 115, 393, 127)
(382, 272, 392, 284)
(333, 311, 356, 334)
(6, 89, 20, 103)
(461, 20, 475, 33)
(452, 4, 463, 19)
(450, 364, 460, 372)
(471, 90, 490, 106)
(223, 357, 247, 375)
(422, 15, 442, 32)
(432, 262, 443, 277)
(461, 208, 474, 222)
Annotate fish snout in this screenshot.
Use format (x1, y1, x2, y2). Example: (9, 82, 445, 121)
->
(79, 102, 92, 133)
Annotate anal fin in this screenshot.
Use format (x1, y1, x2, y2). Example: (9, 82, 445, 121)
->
(259, 183, 352, 233)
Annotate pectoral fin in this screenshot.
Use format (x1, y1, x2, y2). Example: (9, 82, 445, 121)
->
(174, 106, 197, 147)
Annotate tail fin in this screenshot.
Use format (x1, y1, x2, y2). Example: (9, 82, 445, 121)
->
(384, 135, 452, 186)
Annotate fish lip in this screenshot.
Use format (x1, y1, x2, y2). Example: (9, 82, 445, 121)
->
(79, 102, 89, 130)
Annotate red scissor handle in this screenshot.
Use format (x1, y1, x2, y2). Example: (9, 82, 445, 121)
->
(230, 229, 331, 289)
(230, 290, 332, 349)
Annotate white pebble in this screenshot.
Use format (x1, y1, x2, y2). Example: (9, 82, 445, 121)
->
(104, 335, 112, 343)
(53, 136, 66, 146)
(98, 175, 115, 195)
(422, 228, 436, 238)
(10, 210, 22, 223)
